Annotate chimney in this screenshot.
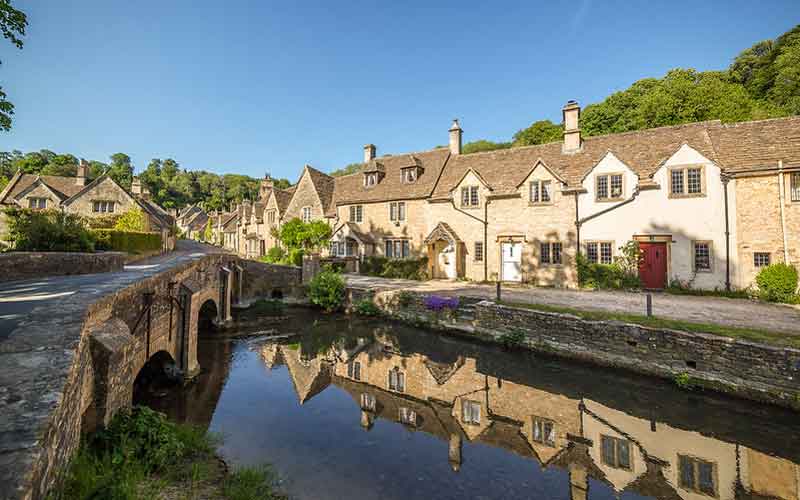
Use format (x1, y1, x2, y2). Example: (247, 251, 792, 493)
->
(363, 144, 376, 164)
(562, 100, 582, 153)
(76, 159, 88, 186)
(449, 119, 462, 155)
(131, 177, 142, 196)
(259, 174, 274, 199)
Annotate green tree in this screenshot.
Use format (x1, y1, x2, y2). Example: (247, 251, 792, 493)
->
(202, 218, 213, 242)
(278, 218, 332, 252)
(113, 208, 148, 232)
(329, 162, 363, 177)
(108, 153, 134, 189)
(462, 140, 511, 154)
(512, 120, 563, 146)
(0, 0, 27, 131)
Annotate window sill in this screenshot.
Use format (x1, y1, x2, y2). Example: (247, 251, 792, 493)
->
(540, 263, 564, 267)
(693, 268, 713, 273)
(669, 192, 706, 199)
(595, 197, 625, 203)
(528, 202, 554, 207)
(460, 205, 481, 210)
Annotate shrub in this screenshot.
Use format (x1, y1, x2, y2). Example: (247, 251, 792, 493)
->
(286, 248, 304, 266)
(354, 299, 381, 316)
(308, 269, 346, 312)
(93, 229, 162, 254)
(577, 253, 639, 290)
(3, 208, 95, 252)
(113, 208, 148, 232)
(362, 256, 428, 280)
(260, 246, 287, 264)
(756, 263, 799, 303)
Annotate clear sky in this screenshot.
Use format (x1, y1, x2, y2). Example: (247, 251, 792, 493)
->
(1, 1, 798, 180)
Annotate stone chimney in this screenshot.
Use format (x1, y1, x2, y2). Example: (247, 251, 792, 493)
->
(562, 100, 582, 153)
(364, 144, 376, 164)
(131, 177, 142, 195)
(449, 119, 462, 155)
(259, 174, 274, 200)
(76, 159, 88, 186)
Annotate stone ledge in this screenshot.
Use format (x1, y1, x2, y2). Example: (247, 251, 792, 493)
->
(0, 252, 127, 283)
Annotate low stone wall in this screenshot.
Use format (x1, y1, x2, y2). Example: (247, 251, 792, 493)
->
(351, 287, 800, 411)
(0, 252, 126, 283)
(239, 260, 303, 302)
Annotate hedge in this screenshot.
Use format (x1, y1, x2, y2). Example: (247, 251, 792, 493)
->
(92, 229, 162, 254)
(361, 256, 428, 280)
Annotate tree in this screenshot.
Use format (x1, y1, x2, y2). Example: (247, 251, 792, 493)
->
(329, 162, 363, 177)
(202, 218, 213, 242)
(114, 208, 148, 232)
(512, 120, 562, 146)
(278, 218, 332, 251)
(0, 0, 27, 131)
(108, 153, 134, 189)
(462, 140, 511, 154)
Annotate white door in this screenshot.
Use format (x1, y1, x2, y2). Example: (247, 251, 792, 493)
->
(439, 243, 457, 279)
(501, 242, 522, 282)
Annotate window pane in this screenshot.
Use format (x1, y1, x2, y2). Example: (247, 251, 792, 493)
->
(533, 421, 542, 441)
(587, 243, 598, 264)
(694, 242, 711, 270)
(399, 202, 405, 221)
(671, 169, 684, 194)
(601, 436, 615, 465)
(679, 456, 694, 489)
(385, 241, 392, 257)
(754, 252, 770, 267)
(350, 206, 355, 221)
(617, 440, 630, 469)
(470, 186, 479, 206)
(544, 422, 555, 446)
(461, 187, 469, 206)
(698, 461, 715, 494)
(541, 180, 551, 202)
(600, 242, 613, 264)
(540, 243, 550, 264)
(792, 172, 800, 202)
(687, 168, 702, 194)
(390, 203, 396, 221)
(398, 372, 405, 392)
(610, 175, 623, 198)
(553, 242, 562, 264)
(475, 242, 483, 262)
(597, 175, 609, 199)
(530, 181, 539, 203)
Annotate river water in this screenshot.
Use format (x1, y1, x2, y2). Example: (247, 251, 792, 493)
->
(143, 306, 800, 500)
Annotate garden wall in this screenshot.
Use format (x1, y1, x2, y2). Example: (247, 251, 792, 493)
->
(349, 287, 800, 411)
(0, 252, 126, 283)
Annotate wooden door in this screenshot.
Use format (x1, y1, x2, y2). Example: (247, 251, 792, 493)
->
(639, 242, 667, 289)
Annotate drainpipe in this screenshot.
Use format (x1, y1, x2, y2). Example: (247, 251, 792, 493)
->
(574, 192, 581, 255)
(450, 197, 488, 282)
(722, 175, 731, 291)
(778, 160, 790, 263)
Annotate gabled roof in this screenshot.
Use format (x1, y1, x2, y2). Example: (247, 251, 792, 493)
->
(12, 176, 71, 204)
(62, 174, 135, 207)
(328, 148, 450, 214)
(272, 186, 295, 214)
(0, 172, 85, 204)
(708, 115, 800, 172)
(304, 165, 335, 214)
(136, 198, 174, 230)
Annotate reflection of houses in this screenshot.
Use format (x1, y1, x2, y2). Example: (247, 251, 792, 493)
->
(270, 335, 800, 500)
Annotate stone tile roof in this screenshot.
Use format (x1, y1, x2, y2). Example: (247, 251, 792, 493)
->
(1, 173, 85, 204)
(253, 202, 266, 221)
(305, 166, 335, 214)
(329, 148, 451, 213)
(272, 187, 295, 214)
(431, 121, 720, 198)
(221, 212, 239, 232)
(137, 198, 174, 230)
(708, 115, 800, 172)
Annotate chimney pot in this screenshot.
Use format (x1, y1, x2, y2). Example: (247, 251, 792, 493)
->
(449, 119, 462, 155)
(364, 144, 376, 164)
(562, 101, 582, 153)
(131, 177, 142, 195)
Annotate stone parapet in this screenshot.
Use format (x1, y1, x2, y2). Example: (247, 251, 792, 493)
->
(0, 251, 126, 283)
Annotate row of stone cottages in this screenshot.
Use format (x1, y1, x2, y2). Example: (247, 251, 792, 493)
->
(192, 100, 799, 291)
(0, 162, 176, 251)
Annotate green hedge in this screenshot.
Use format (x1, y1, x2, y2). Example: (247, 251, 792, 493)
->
(756, 263, 799, 303)
(577, 254, 640, 289)
(92, 229, 162, 254)
(362, 256, 428, 280)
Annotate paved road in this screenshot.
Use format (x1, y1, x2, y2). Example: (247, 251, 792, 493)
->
(0, 240, 226, 338)
(345, 274, 800, 335)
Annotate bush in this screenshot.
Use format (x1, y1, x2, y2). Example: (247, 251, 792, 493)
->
(577, 253, 639, 290)
(260, 246, 287, 264)
(308, 269, 346, 312)
(354, 299, 381, 316)
(286, 248, 304, 267)
(362, 256, 428, 280)
(756, 263, 799, 303)
(3, 208, 95, 252)
(93, 229, 162, 254)
(113, 208, 148, 232)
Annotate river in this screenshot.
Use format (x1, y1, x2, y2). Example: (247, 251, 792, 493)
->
(140, 305, 800, 500)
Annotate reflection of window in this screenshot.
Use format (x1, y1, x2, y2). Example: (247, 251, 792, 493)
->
(694, 241, 712, 272)
(390, 202, 406, 222)
(462, 400, 481, 424)
(347, 361, 361, 380)
(388, 368, 405, 392)
(474, 241, 483, 262)
(586, 241, 613, 264)
(679, 455, 716, 496)
(529, 180, 552, 204)
(540, 242, 562, 265)
(360, 393, 376, 411)
(399, 407, 417, 426)
(302, 206, 312, 222)
(385, 239, 409, 259)
(670, 167, 705, 197)
(596, 173, 623, 201)
(533, 418, 555, 447)
(601, 435, 631, 470)
(92, 200, 115, 213)
(461, 186, 479, 207)
(754, 252, 771, 268)
(349, 205, 363, 223)
(28, 197, 47, 209)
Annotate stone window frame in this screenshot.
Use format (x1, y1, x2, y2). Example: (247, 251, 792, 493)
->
(349, 205, 363, 223)
(27, 197, 48, 210)
(92, 200, 116, 213)
(693, 240, 713, 273)
(461, 399, 481, 425)
(678, 454, 718, 497)
(267, 210, 276, 224)
(600, 434, 632, 471)
(364, 172, 378, 188)
(389, 201, 406, 222)
(460, 185, 480, 208)
(347, 360, 361, 380)
(401, 167, 418, 184)
(532, 416, 556, 447)
(753, 252, 771, 268)
(360, 393, 376, 411)
(529, 179, 553, 205)
(385, 239, 410, 259)
(474, 241, 484, 262)
(398, 407, 417, 426)
(595, 172, 625, 202)
(668, 165, 707, 199)
(585, 241, 614, 265)
(540, 241, 563, 266)
(790, 171, 800, 202)
(388, 367, 405, 392)
(301, 206, 312, 222)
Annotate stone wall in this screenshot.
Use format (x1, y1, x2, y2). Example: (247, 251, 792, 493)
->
(352, 287, 800, 411)
(0, 251, 126, 283)
(239, 259, 303, 302)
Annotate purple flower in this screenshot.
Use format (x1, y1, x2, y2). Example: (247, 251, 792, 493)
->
(423, 295, 460, 311)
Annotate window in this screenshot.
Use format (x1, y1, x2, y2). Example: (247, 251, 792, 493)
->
(461, 186, 479, 207)
(401, 168, 417, 184)
(267, 210, 276, 224)
(754, 252, 771, 268)
(586, 241, 613, 264)
(360, 393, 376, 411)
(474, 242, 483, 262)
(670, 167, 705, 197)
(385, 239, 410, 259)
(349, 205, 363, 223)
(302, 206, 312, 222)
(389, 202, 406, 222)
(679, 455, 716, 496)
(28, 197, 47, 209)
(601, 435, 632, 470)
(529, 180, 552, 204)
(364, 173, 378, 187)
(540, 242, 563, 265)
(92, 200, 115, 213)
(694, 241, 712, 272)
(596, 173, 623, 201)
(791, 172, 800, 202)
(347, 361, 361, 380)
(399, 407, 417, 426)
(388, 368, 405, 392)
(532, 418, 556, 447)
(462, 400, 481, 424)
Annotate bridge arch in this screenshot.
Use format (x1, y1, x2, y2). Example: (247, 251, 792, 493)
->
(133, 350, 178, 404)
(198, 298, 219, 333)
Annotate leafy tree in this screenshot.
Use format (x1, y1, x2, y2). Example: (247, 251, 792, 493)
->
(462, 140, 511, 154)
(108, 153, 134, 189)
(329, 162, 363, 177)
(278, 218, 332, 252)
(0, 0, 27, 132)
(202, 218, 213, 242)
(512, 120, 562, 146)
(113, 208, 148, 232)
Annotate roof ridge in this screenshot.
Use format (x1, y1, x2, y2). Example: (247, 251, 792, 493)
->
(717, 114, 800, 128)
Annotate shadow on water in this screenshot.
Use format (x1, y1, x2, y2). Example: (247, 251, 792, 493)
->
(145, 305, 800, 500)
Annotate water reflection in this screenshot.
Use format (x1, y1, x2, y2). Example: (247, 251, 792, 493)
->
(163, 308, 800, 500)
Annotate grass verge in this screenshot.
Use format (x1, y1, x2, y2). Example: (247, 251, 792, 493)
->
(498, 300, 800, 349)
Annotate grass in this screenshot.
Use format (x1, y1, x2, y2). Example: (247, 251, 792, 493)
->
(247, 299, 285, 316)
(664, 285, 750, 300)
(498, 300, 800, 349)
(50, 406, 283, 500)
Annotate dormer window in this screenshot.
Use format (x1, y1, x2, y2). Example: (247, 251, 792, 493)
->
(401, 167, 418, 184)
(596, 173, 624, 202)
(460, 186, 479, 207)
(364, 172, 378, 187)
(28, 197, 47, 210)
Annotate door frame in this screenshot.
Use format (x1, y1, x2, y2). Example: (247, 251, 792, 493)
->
(633, 234, 671, 288)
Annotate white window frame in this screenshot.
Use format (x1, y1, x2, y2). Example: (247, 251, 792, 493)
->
(28, 197, 47, 209)
(347, 360, 361, 380)
(401, 167, 417, 184)
(586, 241, 613, 265)
(540, 242, 563, 265)
(461, 400, 481, 425)
(360, 393, 376, 411)
(385, 239, 410, 259)
(399, 407, 417, 426)
(388, 368, 405, 392)
(596, 173, 624, 202)
(389, 201, 406, 222)
(92, 200, 116, 213)
(532, 417, 556, 447)
(301, 206, 312, 222)
(693, 241, 712, 272)
(529, 179, 552, 204)
(474, 241, 483, 262)
(753, 252, 771, 268)
(460, 186, 480, 207)
(349, 205, 363, 223)
(364, 172, 378, 187)
(669, 166, 706, 198)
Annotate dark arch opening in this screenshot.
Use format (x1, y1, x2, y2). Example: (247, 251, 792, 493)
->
(198, 299, 218, 334)
(133, 350, 178, 406)
(271, 289, 284, 300)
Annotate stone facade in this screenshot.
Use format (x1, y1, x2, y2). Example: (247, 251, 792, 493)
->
(0, 251, 126, 283)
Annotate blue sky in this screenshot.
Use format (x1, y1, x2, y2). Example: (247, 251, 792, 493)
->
(1, 1, 798, 180)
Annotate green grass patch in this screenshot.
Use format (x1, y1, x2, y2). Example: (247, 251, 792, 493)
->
(498, 300, 800, 349)
(223, 466, 285, 500)
(247, 299, 286, 316)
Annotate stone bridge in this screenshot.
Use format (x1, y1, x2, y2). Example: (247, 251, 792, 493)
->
(0, 250, 301, 500)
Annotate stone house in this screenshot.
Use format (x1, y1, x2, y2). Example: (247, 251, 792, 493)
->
(283, 164, 336, 225)
(0, 162, 175, 250)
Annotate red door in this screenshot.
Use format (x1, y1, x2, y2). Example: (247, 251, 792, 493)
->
(639, 242, 667, 289)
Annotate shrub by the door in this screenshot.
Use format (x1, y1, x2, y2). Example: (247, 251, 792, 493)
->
(755, 263, 799, 303)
